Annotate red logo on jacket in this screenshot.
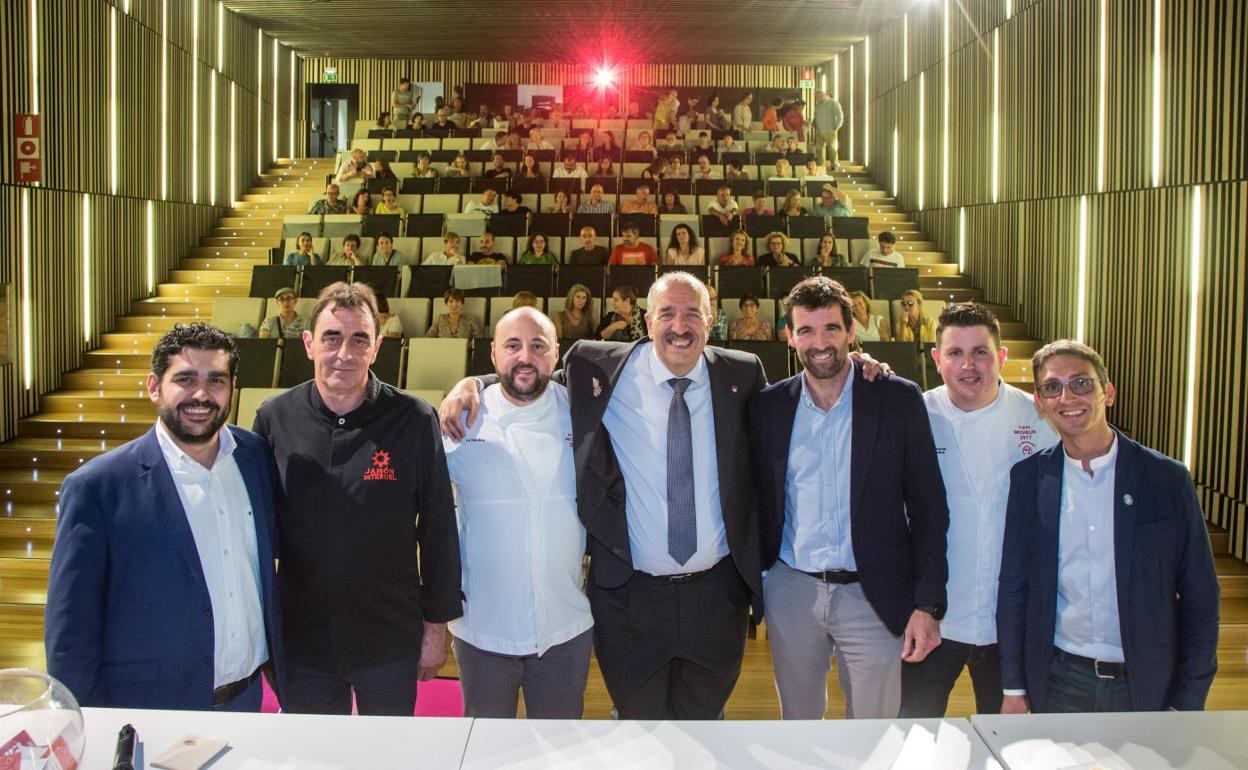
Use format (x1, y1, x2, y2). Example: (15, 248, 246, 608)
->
(363, 449, 397, 481)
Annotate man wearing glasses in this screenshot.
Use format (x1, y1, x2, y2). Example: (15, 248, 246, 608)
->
(253, 282, 462, 716)
(996, 339, 1219, 713)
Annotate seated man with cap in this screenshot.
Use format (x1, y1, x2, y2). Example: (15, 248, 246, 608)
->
(259, 287, 309, 339)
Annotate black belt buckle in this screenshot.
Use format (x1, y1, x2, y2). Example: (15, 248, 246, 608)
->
(804, 569, 858, 584)
(1094, 659, 1125, 680)
(213, 669, 258, 706)
(666, 570, 703, 583)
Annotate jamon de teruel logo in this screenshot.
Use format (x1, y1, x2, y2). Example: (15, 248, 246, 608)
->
(363, 449, 397, 481)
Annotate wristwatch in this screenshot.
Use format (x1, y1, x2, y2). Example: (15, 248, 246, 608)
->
(915, 604, 946, 621)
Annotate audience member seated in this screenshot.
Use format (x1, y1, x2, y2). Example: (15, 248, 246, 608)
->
(546, 189, 574, 214)
(426, 109, 454, 138)
(445, 154, 472, 177)
(308, 183, 347, 214)
(468, 104, 494, 130)
(576, 183, 615, 214)
(504, 132, 524, 151)
(518, 232, 558, 265)
(391, 77, 418, 128)
(758, 231, 800, 266)
(783, 137, 803, 158)
(371, 231, 413, 266)
(554, 283, 597, 340)
(664, 224, 705, 266)
(336, 148, 375, 184)
(771, 158, 793, 179)
(692, 131, 716, 157)
(814, 183, 853, 219)
(464, 188, 500, 214)
(641, 160, 663, 182)
(511, 290, 540, 309)
(804, 159, 827, 177)
(526, 128, 554, 151)
(743, 194, 774, 218)
(729, 295, 774, 341)
(596, 285, 646, 342)
(780, 189, 809, 217)
(259, 286, 308, 339)
(608, 224, 657, 265)
(595, 131, 622, 161)
(769, 134, 790, 154)
(484, 153, 513, 179)
(719, 133, 746, 155)
(481, 130, 508, 151)
(718, 229, 755, 266)
(849, 290, 890, 342)
(571, 133, 594, 163)
(448, 97, 469, 128)
(707, 184, 741, 226)
(632, 130, 657, 157)
(374, 186, 405, 215)
(500, 190, 531, 217)
(553, 154, 588, 190)
(284, 231, 321, 267)
(517, 153, 545, 182)
(659, 131, 682, 152)
(408, 113, 426, 131)
(726, 159, 750, 180)
(732, 93, 754, 132)
(706, 283, 728, 343)
(659, 190, 688, 214)
(372, 159, 398, 182)
(427, 287, 483, 339)
(894, 289, 937, 343)
(567, 226, 609, 265)
(377, 112, 392, 131)
(593, 156, 616, 178)
(662, 155, 689, 179)
(762, 98, 781, 132)
(621, 184, 658, 215)
(467, 230, 507, 265)
(376, 294, 404, 339)
(693, 154, 722, 180)
(705, 95, 732, 132)
(349, 190, 373, 216)
(813, 232, 847, 267)
(423, 231, 466, 265)
(857, 230, 905, 268)
(413, 153, 439, 178)
(328, 233, 367, 266)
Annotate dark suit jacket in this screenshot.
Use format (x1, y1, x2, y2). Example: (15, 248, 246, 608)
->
(997, 429, 1220, 711)
(750, 368, 949, 636)
(562, 338, 768, 611)
(45, 426, 286, 710)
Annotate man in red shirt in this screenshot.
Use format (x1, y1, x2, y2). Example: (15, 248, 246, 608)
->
(608, 224, 658, 265)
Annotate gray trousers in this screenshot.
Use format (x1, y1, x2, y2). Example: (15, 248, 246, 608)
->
(763, 560, 902, 719)
(451, 628, 593, 718)
(811, 125, 839, 168)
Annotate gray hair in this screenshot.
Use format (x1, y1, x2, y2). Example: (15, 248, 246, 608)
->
(646, 272, 712, 321)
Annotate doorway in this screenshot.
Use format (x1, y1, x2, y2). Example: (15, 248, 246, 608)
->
(306, 83, 359, 158)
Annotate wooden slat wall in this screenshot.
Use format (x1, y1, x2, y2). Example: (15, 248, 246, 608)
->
(864, 0, 1247, 556)
(0, 0, 296, 440)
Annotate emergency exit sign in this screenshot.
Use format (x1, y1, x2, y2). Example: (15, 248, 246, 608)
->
(324, 67, 338, 83)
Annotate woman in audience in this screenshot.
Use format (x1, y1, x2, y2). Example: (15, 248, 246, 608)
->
(517, 232, 558, 265)
(349, 190, 372, 215)
(518, 153, 545, 181)
(769, 134, 789, 154)
(762, 98, 782, 132)
(758, 231, 800, 267)
(504, 132, 524, 151)
(377, 112, 392, 130)
(595, 131, 621, 161)
(664, 224, 705, 265)
(850, 290, 890, 343)
(423, 231, 465, 265)
(812, 232, 847, 267)
(596, 285, 646, 342)
(662, 155, 689, 179)
(284, 231, 322, 267)
(718, 230, 755, 266)
(391, 77, 417, 129)
(371, 159, 398, 181)
(511, 290, 540, 309)
(726, 159, 749, 180)
(593, 156, 616, 178)
(640, 160, 664, 182)
(572, 132, 594, 163)
(444, 154, 472, 177)
(554, 283, 597, 341)
(413, 153, 439, 178)
(546, 189, 573, 214)
(804, 158, 827, 177)
(771, 158, 793, 179)
(633, 130, 657, 157)
(729, 295, 775, 341)
(371, 232, 410, 266)
(375, 294, 404, 339)
(743, 194, 774, 218)
(705, 94, 731, 132)
(374, 187, 405, 216)
(894, 288, 937, 343)
(706, 283, 728, 343)
(427, 287, 483, 339)
(782, 100, 806, 141)
(408, 113, 426, 132)
(659, 190, 687, 214)
(780, 190, 808, 217)
(448, 96, 468, 128)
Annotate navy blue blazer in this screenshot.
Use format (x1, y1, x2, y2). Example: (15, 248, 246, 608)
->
(996, 430, 1220, 711)
(45, 426, 286, 710)
(749, 368, 949, 635)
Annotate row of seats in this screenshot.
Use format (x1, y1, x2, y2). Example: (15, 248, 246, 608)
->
(332, 172, 838, 199)
(351, 121, 801, 144)
(232, 386, 444, 431)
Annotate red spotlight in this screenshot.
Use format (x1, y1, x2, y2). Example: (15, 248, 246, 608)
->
(593, 67, 616, 89)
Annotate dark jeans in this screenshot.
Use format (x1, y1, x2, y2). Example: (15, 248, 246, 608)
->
(1036, 648, 1132, 713)
(899, 639, 1003, 717)
(214, 673, 264, 713)
(284, 655, 422, 716)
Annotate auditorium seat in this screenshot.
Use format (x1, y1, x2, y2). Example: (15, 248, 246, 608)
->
(405, 338, 470, 391)
(860, 341, 924, 385)
(233, 388, 287, 431)
(233, 338, 281, 388)
(211, 298, 266, 336)
(300, 266, 351, 297)
(728, 340, 791, 383)
(249, 266, 299, 299)
(872, 267, 921, 300)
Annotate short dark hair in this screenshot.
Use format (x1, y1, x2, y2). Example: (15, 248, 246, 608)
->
(936, 302, 1001, 348)
(444, 287, 466, 303)
(1032, 339, 1110, 387)
(343, 233, 361, 247)
(613, 284, 638, 304)
(878, 230, 897, 245)
(309, 281, 380, 336)
(784, 276, 853, 331)
(738, 294, 760, 310)
(151, 322, 239, 380)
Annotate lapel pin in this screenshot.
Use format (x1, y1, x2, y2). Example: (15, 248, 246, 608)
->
(592, 377, 603, 397)
(1123, 494, 1134, 506)
(731, 385, 738, 393)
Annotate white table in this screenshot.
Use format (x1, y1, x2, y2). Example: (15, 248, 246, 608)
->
(459, 717, 1004, 770)
(81, 707, 474, 769)
(971, 711, 1248, 770)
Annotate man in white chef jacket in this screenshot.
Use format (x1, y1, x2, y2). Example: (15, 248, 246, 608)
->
(443, 307, 594, 718)
(898, 302, 1057, 717)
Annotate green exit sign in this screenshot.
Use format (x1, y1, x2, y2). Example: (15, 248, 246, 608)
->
(324, 67, 338, 83)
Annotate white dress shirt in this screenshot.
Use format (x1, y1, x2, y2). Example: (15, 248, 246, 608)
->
(601, 344, 728, 575)
(154, 421, 268, 688)
(781, 366, 856, 572)
(1054, 437, 1124, 662)
(444, 383, 592, 656)
(925, 383, 1058, 645)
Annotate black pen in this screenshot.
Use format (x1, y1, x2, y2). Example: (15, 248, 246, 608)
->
(113, 724, 136, 770)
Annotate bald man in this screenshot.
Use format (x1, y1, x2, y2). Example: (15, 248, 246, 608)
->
(441, 309, 594, 718)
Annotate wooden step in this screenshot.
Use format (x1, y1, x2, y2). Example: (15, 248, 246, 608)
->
(905, 252, 952, 265)
(83, 350, 156, 369)
(198, 236, 279, 248)
(0, 557, 49, 605)
(154, 284, 248, 299)
(18, 414, 149, 441)
(167, 269, 253, 285)
(1001, 339, 1043, 358)
(61, 370, 151, 391)
(114, 316, 184, 333)
(0, 438, 114, 470)
(188, 245, 277, 260)
(1216, 555, 1248, 598)
(129, 299, 215, 317)
(919, 274, 975, 290)
(916, 263, 962, 277)
(39, 391, 156, 414)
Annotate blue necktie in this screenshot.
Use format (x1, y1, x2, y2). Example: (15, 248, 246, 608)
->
(666, 377, 697, 565)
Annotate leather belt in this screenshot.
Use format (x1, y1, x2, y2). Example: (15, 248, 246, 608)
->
(213, 669, 260, 706)
(799, 568, 859, 584)
(639, 556, 726, 583)
(1055, 647, 1126, 680)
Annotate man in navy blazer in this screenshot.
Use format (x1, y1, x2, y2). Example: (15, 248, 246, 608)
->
(45, 324, 285, 711)
(750, 277, 949, 719)
(997, 340, 1219, 713)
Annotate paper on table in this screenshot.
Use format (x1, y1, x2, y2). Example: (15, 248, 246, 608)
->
(151, 735, 229, 770)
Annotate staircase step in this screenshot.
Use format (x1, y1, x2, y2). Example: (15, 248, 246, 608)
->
(189, 245, 279, 260)
(114, 316, 184, 333)
(0, 557, 50, 605)
(919, 275, 975, 290)
(915, 263, 962, 278)
(0, 438, 115, 470)
(18, 415, 149, 441)
(40, 392, 156, 414)
(83, 350, 156, 369)
(128, 299, 214, 317)
(167, 270, 253, 286)
(199, 236, 279, 248)
(154, 284, 249, 299)
(62, 370, 152, 391)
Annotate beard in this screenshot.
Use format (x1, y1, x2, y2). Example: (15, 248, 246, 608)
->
(799, 343, 849, 381)
(499, 363, 550, 403)
(158, 399, 228, 445)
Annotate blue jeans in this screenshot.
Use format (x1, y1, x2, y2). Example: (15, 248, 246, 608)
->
(284, 656, 421, 716)
(1037, 648, 1132, 713)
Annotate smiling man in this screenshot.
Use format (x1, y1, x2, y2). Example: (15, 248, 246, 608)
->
(439, 272, 767, 719)
(252, 282, 461, 716)
(898, 303, 1057, 717)
(749, 276, 948, 720)
(46, 324, 285, 711)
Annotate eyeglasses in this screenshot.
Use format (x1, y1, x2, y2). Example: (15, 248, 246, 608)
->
(1035, 376, 1100, 399)
(900, 300, 917, 307)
